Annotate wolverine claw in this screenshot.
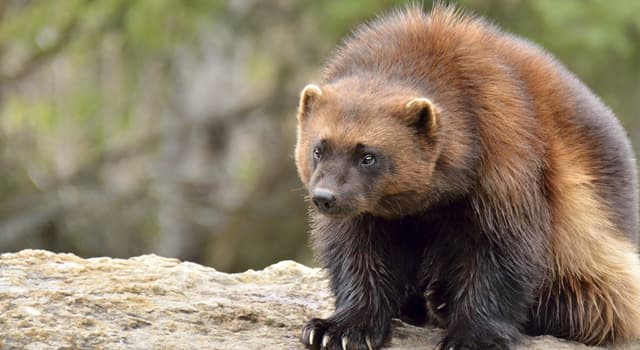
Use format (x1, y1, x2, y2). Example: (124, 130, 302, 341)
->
(322, 334, 331, 348)
(301, 318, 384, 350)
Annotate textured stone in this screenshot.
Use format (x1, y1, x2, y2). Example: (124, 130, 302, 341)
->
(0, 249, 634, 349)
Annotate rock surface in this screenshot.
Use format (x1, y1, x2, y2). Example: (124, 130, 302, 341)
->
(0, 249, 634, 349)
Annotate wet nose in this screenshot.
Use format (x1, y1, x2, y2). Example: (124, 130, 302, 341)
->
(312, 188, 336, 212)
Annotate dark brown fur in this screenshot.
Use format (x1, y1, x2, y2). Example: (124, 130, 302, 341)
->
(295, 5, 640, 349)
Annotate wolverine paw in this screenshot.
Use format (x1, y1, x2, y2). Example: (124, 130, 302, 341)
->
(301, 318, 382, 350)
(437, 335, 511, 350)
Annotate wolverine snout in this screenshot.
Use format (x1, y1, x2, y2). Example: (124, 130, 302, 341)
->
(311, 188, 336, 212)
(309, 187, 357, 217)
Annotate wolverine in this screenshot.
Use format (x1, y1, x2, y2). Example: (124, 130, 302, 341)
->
(294, 4, 640, 350)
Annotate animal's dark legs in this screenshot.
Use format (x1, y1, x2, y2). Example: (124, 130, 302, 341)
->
(301, 216, 411, 350)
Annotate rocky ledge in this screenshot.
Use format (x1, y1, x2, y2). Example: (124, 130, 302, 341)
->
(0, 249, 630, 349)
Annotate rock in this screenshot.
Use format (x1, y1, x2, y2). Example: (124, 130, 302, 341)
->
(0, 249, 634, 349)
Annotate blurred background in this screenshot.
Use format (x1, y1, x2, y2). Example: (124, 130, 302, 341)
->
(0, 0, 639, 273)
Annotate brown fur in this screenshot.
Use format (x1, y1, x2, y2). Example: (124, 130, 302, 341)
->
(296, 4, 640, 348)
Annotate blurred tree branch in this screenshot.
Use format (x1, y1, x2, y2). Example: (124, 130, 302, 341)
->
(0, 0, 130, 90)
(0, 17, 78, 86)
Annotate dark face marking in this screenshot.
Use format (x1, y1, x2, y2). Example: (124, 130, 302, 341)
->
(309, 139, 391, 218)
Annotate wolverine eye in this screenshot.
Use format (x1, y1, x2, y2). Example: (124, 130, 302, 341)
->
(361, 153, 376, 166)
(313, 147, 322, 160)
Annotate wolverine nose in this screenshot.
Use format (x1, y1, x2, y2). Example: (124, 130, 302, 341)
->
(312, 188, 336, 211)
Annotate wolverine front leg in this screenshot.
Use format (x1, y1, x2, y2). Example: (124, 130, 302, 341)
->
(301, 216, 406, 350)
(438, 231, 545, 350)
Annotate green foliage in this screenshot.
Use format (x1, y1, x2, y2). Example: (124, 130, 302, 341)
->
(0, 0, 84, 44)
(123, 0, 221, 55)
(4, 98, 57, 133)
(309, 0, 408, 39)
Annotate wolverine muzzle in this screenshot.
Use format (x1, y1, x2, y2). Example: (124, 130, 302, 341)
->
(311, 188, 336, 212)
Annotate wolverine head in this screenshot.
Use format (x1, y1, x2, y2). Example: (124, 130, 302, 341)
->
(294, 77, 443, 219)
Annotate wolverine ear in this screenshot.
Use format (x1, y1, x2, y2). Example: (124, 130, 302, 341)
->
(405, 97, 438, 131)
(297, 84, 323, 122)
